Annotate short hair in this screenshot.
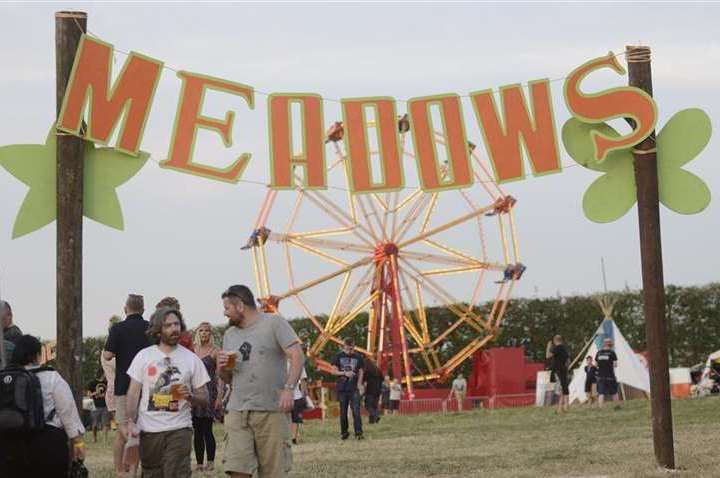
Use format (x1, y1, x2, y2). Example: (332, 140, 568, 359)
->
(221, 285, 256, 309)
(586, 356, 593, 360)
(108, 315, 121, 332)
(10, 335, 41, 366)
(0, 300, 11, 316)
(156, 296, 180, 310)
(146, 307, 186, 345)
(553, 334, 563, 341)
(126, 294, 144, 313)
(343, 338, 354, 347)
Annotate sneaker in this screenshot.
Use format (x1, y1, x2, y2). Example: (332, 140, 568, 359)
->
(292, 438, 298, 445)
(356, 433, 364, 440)
(341, 432, 350, 440)
(206, 462, 214, 472)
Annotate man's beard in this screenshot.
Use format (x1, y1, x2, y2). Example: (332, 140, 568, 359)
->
(161, 333, 180, 346)
(228, 311, 244, 326)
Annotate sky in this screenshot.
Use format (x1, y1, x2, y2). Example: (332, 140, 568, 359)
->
(0, 2, 718, 340)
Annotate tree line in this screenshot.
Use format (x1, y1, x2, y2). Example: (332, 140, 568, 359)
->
(77, 283, 720, 385)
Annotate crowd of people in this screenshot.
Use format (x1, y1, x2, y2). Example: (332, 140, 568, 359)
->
(546, 334, 621, 412)
(0, 285, 308, 478)
(0, 290, 629, 477)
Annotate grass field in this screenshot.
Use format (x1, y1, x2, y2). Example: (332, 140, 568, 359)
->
(85, 397, 720, 477)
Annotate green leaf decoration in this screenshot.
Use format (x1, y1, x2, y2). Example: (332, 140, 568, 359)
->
(562, 119, 636, 223)
(563, 108, 712, 223)
(0, 127, 149, 238)
(656, 108, 712, 214)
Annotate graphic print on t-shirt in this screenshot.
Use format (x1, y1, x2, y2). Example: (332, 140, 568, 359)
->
(146, 356, 183, 412)
(595, 349, 618, 379)
(239, 342, 252, 361)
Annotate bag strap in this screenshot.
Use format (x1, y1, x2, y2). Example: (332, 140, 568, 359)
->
(29, 366, 55, 374)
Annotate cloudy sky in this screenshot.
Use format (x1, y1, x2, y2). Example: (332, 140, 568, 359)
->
(0, 2, 718, 340)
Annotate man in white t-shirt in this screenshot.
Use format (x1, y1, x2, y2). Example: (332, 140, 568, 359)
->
(125, 307, 210, 478)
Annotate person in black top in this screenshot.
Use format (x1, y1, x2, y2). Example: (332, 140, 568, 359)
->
(595, 338, 619, 407)
(331, 338, 365, 440)
(583, 356, 598, 407)
(546, 334, 570, 413)
(87, 367, 111, 443)
(102, 294, 150, 474)
(362, 358, 383, 424)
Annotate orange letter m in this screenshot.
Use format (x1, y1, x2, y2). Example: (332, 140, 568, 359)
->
(57, 35, 163, 156)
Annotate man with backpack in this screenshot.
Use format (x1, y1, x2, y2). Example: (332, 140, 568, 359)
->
(0, 334, 86, 477)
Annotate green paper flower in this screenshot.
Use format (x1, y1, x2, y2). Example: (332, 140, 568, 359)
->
(0, 128, 149, 238)
(562, 108, 712, 223)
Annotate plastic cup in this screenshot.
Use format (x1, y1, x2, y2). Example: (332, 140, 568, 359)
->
(226, 352, 238, 369)
(170, 383, 183, 401)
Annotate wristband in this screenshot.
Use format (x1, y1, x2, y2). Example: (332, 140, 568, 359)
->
(283, 383, 295, 391)
(73, 441, 85, 449)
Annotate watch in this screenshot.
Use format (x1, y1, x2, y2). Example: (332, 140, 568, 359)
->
(283, 383, 295, 391)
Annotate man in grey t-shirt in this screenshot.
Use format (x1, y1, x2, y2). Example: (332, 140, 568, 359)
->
(218, 285, 304, 478)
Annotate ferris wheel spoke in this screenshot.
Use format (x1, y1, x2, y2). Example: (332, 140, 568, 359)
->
(398, 258, 488, 330)
(286, 238, 350, 266)
(419, 263, 503, 277)
(397, 271, 430, 346)
(365, 194, 388, 242)
(284, 236, 373, 254)
(288, 226, 362, 240)
(277, 255, 375, 301)
(355, 195, 382, 243)
(396, 202, 496, 251)
(443, 335, 495, 375)
(393, 193, 434, 244)
(422, 239, 500, 267)
(399, 249, 491, 268)
(328, 291, 379, 336)
(302, 190, 375, 247)
(335, 263, 376, 318)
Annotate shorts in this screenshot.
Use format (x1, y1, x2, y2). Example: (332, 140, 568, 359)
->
(389, 399, 400, 410)
(222, 410, 292, 477)
(140, 428, 192, 478)
(91, 407, 111, 429)
(291, 398, 306, 424)
(597, 377, 618, 396)
(554, 370, 569, 395)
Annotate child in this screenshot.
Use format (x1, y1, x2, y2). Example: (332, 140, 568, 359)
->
(584, 356, 598, 406)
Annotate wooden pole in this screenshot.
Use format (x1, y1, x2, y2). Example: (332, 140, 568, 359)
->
(55, 11, 86, 405)
(626, 45, 675, 469)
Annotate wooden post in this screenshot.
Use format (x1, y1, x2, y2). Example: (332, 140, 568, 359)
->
(55, 11, 86, 404)
(626, 45, 675, 470)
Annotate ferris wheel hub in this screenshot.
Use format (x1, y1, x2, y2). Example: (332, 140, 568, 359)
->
(374, 242, 399, 261)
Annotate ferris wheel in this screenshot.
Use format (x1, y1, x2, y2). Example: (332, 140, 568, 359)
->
(243, 118, 523, 397)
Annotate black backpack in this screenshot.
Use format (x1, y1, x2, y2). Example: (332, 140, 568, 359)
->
(0, 366, 55, 433)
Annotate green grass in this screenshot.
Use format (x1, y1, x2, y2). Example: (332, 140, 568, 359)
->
(85, 397, 720, 477)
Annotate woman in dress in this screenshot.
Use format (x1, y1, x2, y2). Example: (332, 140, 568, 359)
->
(192, 322, 222, 472)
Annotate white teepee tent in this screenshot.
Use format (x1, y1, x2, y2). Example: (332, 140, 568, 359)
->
(569, 296, 650, 404)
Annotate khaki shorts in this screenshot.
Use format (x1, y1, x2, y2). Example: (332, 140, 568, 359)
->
(140, 428, 192, 478)
(223, 410, 292, 477)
